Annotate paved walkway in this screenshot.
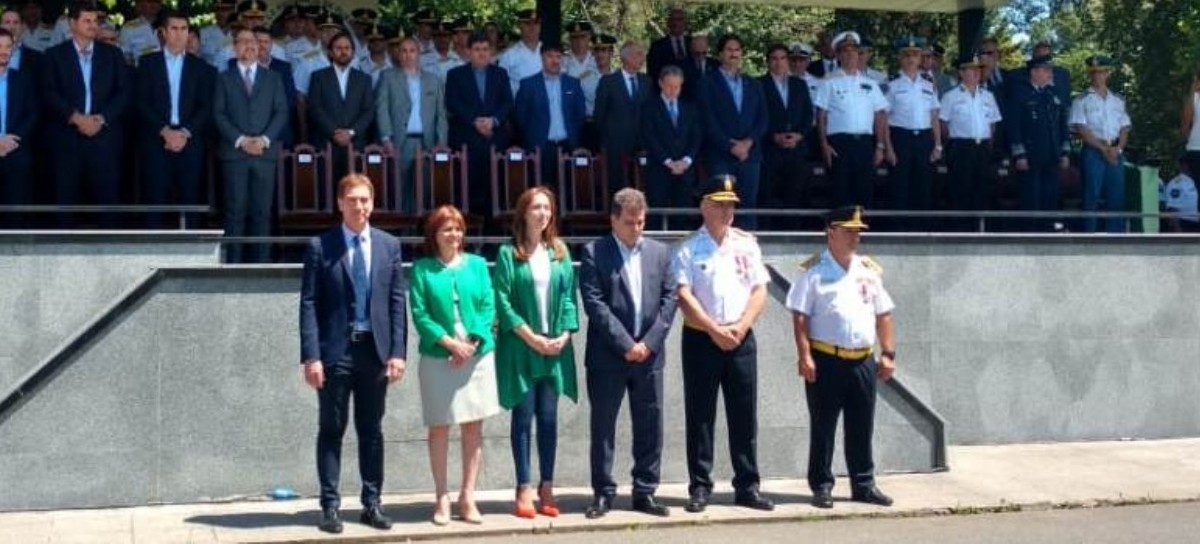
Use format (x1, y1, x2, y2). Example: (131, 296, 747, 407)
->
(3, 439, 1199, 544)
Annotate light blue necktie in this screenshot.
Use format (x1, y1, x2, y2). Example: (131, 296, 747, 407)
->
(668, 100, 678, 127)
(351, 236, 369, 325)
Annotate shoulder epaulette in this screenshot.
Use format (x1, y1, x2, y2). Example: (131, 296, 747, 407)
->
(920, 72, 933, 81)
(798, 252, 821, 271)
(861, 255, 883, 275)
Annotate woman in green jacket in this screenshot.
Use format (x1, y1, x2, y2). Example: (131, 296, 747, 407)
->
(410, 205, 502, 525)
(493, 186, 579, 518)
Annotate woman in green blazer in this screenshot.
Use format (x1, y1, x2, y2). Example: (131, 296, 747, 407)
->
(493, 186, 579, 519)
(410, 206, 502, 525)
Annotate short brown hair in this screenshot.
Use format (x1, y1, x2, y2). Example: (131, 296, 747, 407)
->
(422, 205, 467, 256)
(337, 174, 374, 198)
(511, 186, 565, 261)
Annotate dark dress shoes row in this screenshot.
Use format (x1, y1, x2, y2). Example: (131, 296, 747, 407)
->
(811, 486, 893, 508)
(319, 505, 393, 533)
(585, 494, 672, 519)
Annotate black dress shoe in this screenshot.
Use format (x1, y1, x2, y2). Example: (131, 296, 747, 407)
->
(851, 486, 894, 507)
(811, 489, 834, 509)
(585, 494, 614, 519)
(632, 494, 671, 517)
(684, 489, 710, 513)
(734, 490, 775, 511)
(318, 507, 343, 534)
(360, 505, 393, 529)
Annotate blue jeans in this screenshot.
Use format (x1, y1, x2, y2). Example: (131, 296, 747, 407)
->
(1081, 147, 1127, 233)
(511, 379, 559, 486)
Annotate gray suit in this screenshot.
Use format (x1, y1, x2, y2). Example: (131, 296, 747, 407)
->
(375, 68, 447, 212)
(213, 63, 289, 263)
(579, 234, 677, 497)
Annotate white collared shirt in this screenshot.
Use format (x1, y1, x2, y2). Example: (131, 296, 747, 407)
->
(499, 40, 542, 96)
(786, 250, 894, 349)
(815, 71, 889, 135)
(939, 84, 1002, 140)
(1069, 88, 1131, 142)
(333, 64, 351, 99)
(886, 72, 940, 130)
(614, 235, 645, 334)
(672, 226, 769, 325)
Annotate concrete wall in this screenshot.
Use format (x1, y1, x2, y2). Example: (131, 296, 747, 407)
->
(2, 233, 1196, 510)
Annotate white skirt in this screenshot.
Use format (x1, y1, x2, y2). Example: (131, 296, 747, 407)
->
(418, 351, 503, 426)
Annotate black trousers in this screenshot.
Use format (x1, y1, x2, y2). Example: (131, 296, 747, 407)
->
(54, 133, 122, 228)
(828, 134, 877, 207)
(316, 334, 387, 510)
(761, 146, 810, 230)
(946, 138, 995, 231)
(587, 362, 665, 497)
(681, 326, 759, 495)
(805, 351, 877, 494)
(0, 148, 33, 229)
(221, 157, 275, 263)
(889, 128, 934, 230)
(537, 141, 567, 193)
(142, 139, 205, 229)
(644, 166, 696, 231)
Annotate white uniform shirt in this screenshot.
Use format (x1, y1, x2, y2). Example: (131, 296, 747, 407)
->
(118, 16, 160, 65)
(1069, 88, 1131, 142)
(939, 84, 1002, 140)
(672, 226, 769, 325)
(1162, 174, 1199, 222)
(199, 25, 231, 68)
(886, 72, 940, 130)
(564, 51, 600, 115)
(357, 55, 392, 87)
(292, 47, 331, 95)
(815, 71, 889, 135)
(283, 36, 322, 64)
(420, 51, 463, 86)
(786, 250, 894, 349)
(26, 24, 61, 52)
(498, 40, 542, 96)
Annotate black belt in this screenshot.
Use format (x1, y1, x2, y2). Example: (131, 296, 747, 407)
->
(950, 137, 991, 146)
(349, 330, 373, 343)
(830, 133, 873, 141)
(405, 133, 423, 139)
(891, 127, 932, 136)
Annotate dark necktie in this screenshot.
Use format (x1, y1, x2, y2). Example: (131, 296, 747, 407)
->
(351, 236, 369, 325)
(629, 75, 639, 98)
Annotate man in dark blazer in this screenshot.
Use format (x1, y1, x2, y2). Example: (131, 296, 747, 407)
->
(758, 43, 813, 229)
(680, 34, 717, 102)
(700, 34, 767, 230)
(646, 6, 688, 94)
(807, 32, 838, 78)
(0, 28, 37, 227)
(136, 10, 214, 229)
(579, 187, 677, 520)
(41, 1, 130, 227)
(1, 7, 41, 77)
(307, 31, 375, 181)
(594, 41, 649, 193)
(299, 174, 406, 535)
(250, 25, 297, 148)
(445, 31, 512, 218)
(212, 27, 287, 263)
(514, 42, 586, 191)
(640, 65, 700, 231)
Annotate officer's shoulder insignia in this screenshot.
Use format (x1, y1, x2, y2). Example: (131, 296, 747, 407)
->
(920, 72, 933, 81)
(303, 49, 321, 59)
(861, 255, 884, 275)
(798, 252, 821, 271)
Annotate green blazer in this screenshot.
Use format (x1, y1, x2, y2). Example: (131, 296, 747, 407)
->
(493, 242, 580, 409)
(409, 253, 496, 358)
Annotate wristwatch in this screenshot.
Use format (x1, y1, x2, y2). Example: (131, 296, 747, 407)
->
(881, 350, 896, 360)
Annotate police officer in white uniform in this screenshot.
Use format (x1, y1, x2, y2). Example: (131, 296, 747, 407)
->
(885, 36, 942, 229)
(20, 0, 59, 52)
(787, 205, 896, 510)
(1070, 56, 1132, 233)
(419, 21, 462, 86)
(672, 175, 775, 515)
(939, 53, 1002, 228)
(199, 0, 235, 68)
(119, 0, 162, 65)
(815, 31, 890, 207)
(356, 23, 392, 88)
(498, 9, 542, 96)
(563, 20, 600, 115)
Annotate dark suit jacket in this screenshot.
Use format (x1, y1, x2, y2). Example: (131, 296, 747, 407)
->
(300, 226, 408, 365)
(579, 235, 677, 370)
(758, 73, 813, 156)
(135, 51, 214, 144)
(680, 55, 718, 101)
(444, 63, 512, 150)
(40, 39, 130, 146)
(212, 64, 289, 161)
(699, 69, 768, 164)
(808, 58, 837, 79)
(640, 95, 700, 169)
(594, 71, 650, 153)
(514, 72, 586, 149)
(2, 67, 38, 144)
(306, 66, 375, 149)
(14, 46, 42, 79)
(647, 34, 689, 83)
(229, 58, 296, 146)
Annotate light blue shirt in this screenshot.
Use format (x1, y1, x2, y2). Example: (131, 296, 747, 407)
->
(0, 70, 8, 135)
(9, 47, 20, 72)
(614, 235, 645, 334)
(544, 74, 567, 142)
(164, 49, 184, 126)
(721, 68, 743, 113)
(404, 70, 423, 135)
(77, 42, 94, 114)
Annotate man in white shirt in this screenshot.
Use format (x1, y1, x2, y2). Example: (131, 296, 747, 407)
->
(498, 9, 541, 96)
(1070, 55, 1132, 233)
(939, 53, 1002, 229)
(117, 0, 161, 65)
(885, 36, 942, 229)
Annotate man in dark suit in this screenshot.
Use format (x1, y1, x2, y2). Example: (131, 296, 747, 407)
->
(514, 42, 586, 191)
(759, 44, 813, 230)
(646, 6, 687, 94)
(579, 187, 677, 520)
(640, 65, 699, 231)
(807, 31, 838, 78)
(299, 174, 406, 535)
(1, 7, 41, 77)
(41, 1, 130, 227)
(700, 34, 767, 230)
(0, 28, 37, 227)
(307, 31, 375, 181)
(251, 25, 297, 148)
(680, 34, 717, 102)
(213, 27, 287, 262)
(594, 41, 649, 193)
(445, 31, 512, 218)
(136, 10, 213, 229)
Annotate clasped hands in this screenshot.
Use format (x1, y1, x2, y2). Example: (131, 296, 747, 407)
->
(238, 136, 269, 156)
(708, 322, 746, 352)
(159, 127, 190, 152)
(69, 112, 105, 137)
(527, 332, 569, 357)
